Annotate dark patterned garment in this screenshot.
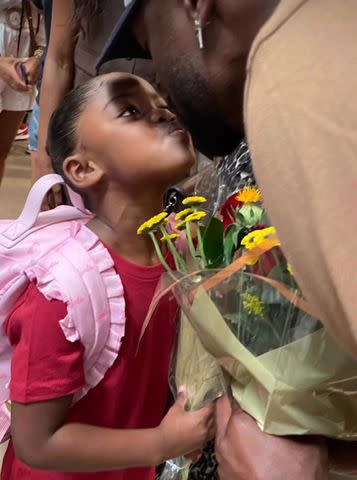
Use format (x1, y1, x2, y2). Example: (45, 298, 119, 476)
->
(194, 140, 256, 217)
(188, 442, 218, 480)
(217, 140, 256, 194)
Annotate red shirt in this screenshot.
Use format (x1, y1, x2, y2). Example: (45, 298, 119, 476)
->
(2, 247, 178, 480)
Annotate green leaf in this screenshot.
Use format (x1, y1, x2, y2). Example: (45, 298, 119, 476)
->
(202, 218, 224, 268)
(235, 210, 246, 228)
(236, 227, 249, 248)
(239, 204, 263, 227)
(224, 224, 238, 265)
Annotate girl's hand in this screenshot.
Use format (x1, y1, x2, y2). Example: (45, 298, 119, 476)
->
(23, 56, 42, 86)
(157, 387, 215, 462)
(0, 56, 31, 91)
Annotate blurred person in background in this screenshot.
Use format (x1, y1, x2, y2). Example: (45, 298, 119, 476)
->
(26, 0, 51, 169)
(0, 0, 45, 184)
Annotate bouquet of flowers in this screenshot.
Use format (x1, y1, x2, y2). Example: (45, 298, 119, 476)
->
(138, 188, 357, 477)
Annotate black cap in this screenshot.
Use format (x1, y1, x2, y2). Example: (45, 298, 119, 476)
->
(96, 0, 150, 70)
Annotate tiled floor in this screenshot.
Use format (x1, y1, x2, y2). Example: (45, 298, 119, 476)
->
(0, 141, 31, 219)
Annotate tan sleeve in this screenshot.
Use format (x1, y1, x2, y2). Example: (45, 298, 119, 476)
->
(245, 0, 357, 357)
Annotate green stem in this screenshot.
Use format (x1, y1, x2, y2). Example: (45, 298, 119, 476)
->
(185, 222, 200, 270)
(149, 232, 177, 282)
(159, 226, 187, 274)
(196, 223, 208, 269)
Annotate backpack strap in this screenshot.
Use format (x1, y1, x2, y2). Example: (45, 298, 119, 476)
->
(26, 223, 126, 402)
(1, 174, 87, 243)
(0, 222, 126, 442)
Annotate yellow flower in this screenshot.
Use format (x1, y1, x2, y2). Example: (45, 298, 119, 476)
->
(137, 212, 168, 235)
(175, 208, 194, 221)
(185, 211, 207, 223)
(242, 293, 265, 316)
(161, 233, 179, 242)
(182, 196, 207, 206)
(241, 230, 265, 251)
(287, 263, 293, 275)
(236, 186, 262, 204)
(176, 221, 187, 231)
(241, 227, 279, 250)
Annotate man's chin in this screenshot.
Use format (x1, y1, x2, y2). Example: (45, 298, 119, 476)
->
(175, 107, 241, 157)
(190, 131, 241, 158)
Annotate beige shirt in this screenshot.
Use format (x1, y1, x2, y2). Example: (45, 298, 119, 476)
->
(245, 0, 357, 358)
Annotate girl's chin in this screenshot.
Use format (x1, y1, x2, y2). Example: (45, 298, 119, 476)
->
(159, 164, 192, 185)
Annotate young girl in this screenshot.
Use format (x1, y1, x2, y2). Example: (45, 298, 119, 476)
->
(1, 72, 214, 479)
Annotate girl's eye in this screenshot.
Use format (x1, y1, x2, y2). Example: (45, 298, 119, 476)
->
(118, 106, 139, 118)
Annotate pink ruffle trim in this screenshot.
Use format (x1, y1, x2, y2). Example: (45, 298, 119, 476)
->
(26, 221, 126, 402)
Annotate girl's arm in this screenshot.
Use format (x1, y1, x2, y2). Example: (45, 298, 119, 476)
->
(34, 0, 78, 183)
(12, 390, 214, 472)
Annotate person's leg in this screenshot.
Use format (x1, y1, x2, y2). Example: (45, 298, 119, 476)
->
(28, 100, 40, 182)
(0, 110, 26, 184)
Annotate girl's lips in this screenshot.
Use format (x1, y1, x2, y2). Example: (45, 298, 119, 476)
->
(167, 123, 191, 143)
(170, 129, 191, 144)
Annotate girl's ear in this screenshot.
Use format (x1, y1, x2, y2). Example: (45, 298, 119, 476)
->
(63, 153, 105, 191)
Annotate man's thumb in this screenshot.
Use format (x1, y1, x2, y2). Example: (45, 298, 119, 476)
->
(215, 395, 232, 440)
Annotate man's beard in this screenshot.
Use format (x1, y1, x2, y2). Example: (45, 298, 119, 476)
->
(167, 66, 241, 157)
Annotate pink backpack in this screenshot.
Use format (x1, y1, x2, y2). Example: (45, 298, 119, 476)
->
(0, 174, 126, 442)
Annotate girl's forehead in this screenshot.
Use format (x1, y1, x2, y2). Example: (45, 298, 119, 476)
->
(96, 74, 159, 103)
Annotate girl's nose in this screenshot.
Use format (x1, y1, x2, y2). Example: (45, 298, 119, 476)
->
(150, 106, 176, 124)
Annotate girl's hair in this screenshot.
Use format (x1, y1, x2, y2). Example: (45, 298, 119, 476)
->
(47, 80, 97, 183)
(73, 0, 101, 32)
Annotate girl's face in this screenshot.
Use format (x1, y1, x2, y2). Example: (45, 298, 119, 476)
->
(74, 73, 196, 191)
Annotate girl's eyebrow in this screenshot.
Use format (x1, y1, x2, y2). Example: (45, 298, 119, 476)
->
(104, 77, 141, 110)
(104, 93, 130, 110)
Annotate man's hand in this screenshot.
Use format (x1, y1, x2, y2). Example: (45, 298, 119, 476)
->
(0, 56, 32, 92)
(215, 395, 329, 480)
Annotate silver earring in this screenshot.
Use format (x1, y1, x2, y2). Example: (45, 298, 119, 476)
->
(194, 18, 204, 49)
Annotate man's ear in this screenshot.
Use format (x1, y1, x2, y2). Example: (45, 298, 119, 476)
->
(182, 0, 214, 24)
(63, 154, 105, 191)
